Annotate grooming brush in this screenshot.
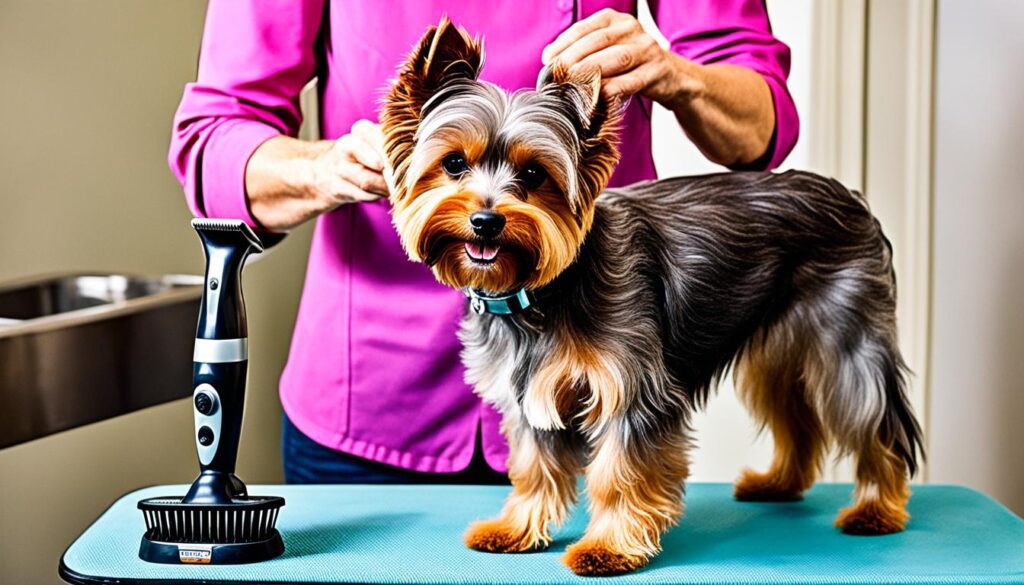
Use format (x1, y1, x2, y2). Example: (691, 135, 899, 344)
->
(137, 218, 285, 565)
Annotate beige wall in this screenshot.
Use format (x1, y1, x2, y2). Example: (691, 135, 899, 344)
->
(929, 0, 1024, 514)
(0, 2, 311, 582)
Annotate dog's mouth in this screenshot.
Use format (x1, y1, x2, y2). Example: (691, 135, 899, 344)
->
(464, 241, 500, 265)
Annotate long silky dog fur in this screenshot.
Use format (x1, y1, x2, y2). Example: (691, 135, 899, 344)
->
(381, 18, 924, 576)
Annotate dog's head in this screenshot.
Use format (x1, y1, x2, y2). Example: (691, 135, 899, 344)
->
(381, 18, 621, 294)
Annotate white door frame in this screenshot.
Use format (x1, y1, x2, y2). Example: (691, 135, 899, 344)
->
(864, 0, 936, 482)
(808, 0, 867, 191)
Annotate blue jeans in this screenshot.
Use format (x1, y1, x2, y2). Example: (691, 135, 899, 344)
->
(281, 414, 509, 485)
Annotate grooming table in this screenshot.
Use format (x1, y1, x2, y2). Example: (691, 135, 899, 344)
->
(60, 483, 1024, 584)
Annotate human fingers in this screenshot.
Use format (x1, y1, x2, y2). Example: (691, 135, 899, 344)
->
(336, 159, 388, 198)
(541, 8, 622, 64)
(350, 119, 387, 170)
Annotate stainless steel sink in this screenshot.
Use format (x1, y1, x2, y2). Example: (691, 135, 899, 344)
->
(0, 273, 203, 448)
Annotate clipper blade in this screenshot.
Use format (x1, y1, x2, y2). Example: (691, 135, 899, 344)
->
(190, 218, 264, 252)
(137, 495, 284, 564)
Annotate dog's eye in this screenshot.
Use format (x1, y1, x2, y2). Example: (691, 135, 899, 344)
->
(519, 163, 547, 190)
(441, 153, 469, 178)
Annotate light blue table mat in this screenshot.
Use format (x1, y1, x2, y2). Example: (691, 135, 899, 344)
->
(61, 483, 1024, 584)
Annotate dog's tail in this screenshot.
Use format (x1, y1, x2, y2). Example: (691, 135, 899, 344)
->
(878, 342, 925, 477)
(875, 219, 925, 477)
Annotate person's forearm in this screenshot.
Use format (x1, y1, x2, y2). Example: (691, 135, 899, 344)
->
(655, 57, 775, 167)
(245, 122, 388, 231)
(245, 136, 334, 232)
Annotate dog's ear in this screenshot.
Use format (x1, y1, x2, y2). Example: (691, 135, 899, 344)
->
(541, 63, 622, 207)
(382, 18, 483, 200)
(403, 16, 483, 96)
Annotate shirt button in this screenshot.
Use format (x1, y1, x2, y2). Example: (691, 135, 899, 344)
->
(557, 0, 573, 12)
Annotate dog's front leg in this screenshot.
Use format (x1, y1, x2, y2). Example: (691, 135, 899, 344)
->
(464, 415, 583, 552)
(564, 419, 690, 576)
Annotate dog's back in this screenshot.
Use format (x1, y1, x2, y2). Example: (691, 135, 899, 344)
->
(595, 170, 892, 390)
(594, 170, 923, 492)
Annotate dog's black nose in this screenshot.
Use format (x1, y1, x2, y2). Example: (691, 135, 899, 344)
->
(469, 211, 506, 239)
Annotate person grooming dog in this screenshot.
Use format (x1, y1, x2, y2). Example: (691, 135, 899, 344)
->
(382, 19, 922, 576)
(170, 2, 797, 484)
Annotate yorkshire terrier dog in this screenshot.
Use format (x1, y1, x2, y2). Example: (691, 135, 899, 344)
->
(381, 19, 923, 576)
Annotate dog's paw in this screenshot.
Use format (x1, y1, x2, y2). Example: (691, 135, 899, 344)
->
(463, 518, 545, 553)
(563, 540, 647, 576)
(733, 468, 804, 502)
(835, 501, 908, 535)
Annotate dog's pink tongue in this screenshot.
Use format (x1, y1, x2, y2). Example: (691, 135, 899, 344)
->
(465, 242, 500, 260)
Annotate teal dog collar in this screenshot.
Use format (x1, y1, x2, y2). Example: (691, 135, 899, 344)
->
(466, 288, 532, 316)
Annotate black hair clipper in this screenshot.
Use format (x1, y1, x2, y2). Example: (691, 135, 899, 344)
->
(137, 219, 285, 565)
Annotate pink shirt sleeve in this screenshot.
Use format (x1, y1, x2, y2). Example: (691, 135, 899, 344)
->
(651, 0, 800, 170)
(168, 0, 325, 226)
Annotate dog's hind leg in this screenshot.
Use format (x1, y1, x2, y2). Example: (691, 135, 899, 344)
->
(563, 419, 690, 576)
(835, 438, 912, 534)
(734, 326, 826, 502)
(805, 323, 922, 535)
(464, 416, 583, 552)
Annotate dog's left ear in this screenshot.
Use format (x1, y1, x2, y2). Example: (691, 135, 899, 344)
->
(382, 18, 483, 199)
(540, 64, 622, 207)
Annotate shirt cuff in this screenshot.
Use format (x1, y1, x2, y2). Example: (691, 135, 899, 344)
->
(695, 55, 800, 171)
(759, 73, 800, 171)
(200, 120, 281, 227)
(721, 63, 799, 171)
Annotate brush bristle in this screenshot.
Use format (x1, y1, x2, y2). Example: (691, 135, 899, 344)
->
(139, 496, 283, 544)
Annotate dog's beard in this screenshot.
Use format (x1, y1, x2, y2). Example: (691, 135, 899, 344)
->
(430, 238, 534, 293)
(391, 181, 586, 293)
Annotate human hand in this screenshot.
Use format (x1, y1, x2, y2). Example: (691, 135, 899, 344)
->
(247, 120, 391, 231)
(541, 9, 700, 107)
(311, 119, 390, 206)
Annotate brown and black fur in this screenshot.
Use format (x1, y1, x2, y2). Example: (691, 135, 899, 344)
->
(382, 19, 924, 576)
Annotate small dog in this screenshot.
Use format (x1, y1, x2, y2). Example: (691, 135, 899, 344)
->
(381, 19, 924, 576)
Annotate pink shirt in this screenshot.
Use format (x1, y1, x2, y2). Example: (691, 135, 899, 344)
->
(169, 0, 798, 473)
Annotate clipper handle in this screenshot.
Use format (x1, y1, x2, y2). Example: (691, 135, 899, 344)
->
(185, 219, 264, 504)
(184, 360, 249, 504)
